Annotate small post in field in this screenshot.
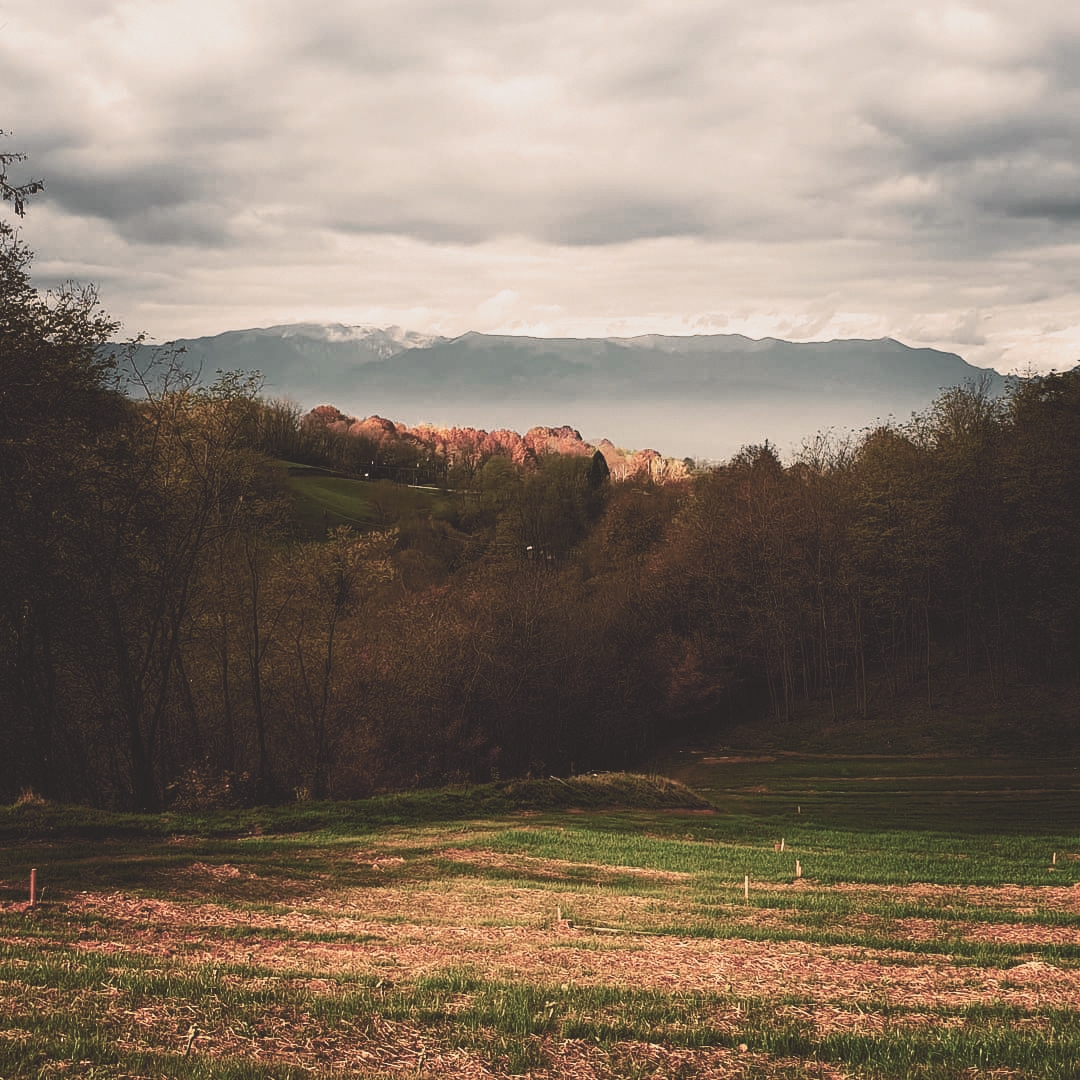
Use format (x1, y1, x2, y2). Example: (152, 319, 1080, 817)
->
(29, 868, 37, 907)
(797, 805, 801, 815)
(794, 859, 802, 880)
(744, 874, 750, 901)
(780, 838, 785, 852)
(1053, 852, 1057, 865)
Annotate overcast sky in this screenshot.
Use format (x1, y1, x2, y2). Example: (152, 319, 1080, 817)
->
(3, 0, 1080, 372)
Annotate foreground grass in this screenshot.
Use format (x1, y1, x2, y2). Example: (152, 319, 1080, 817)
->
(3, 770, 1080, 1078)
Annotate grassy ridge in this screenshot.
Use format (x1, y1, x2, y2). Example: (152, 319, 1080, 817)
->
(0, 773, 708, 843)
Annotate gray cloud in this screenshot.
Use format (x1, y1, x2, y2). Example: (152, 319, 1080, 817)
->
(45, 163, 203, 220)
(541, 198, 709, 247)
(973, 162, 1080, 222)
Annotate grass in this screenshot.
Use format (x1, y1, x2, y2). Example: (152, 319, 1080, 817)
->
(0, 772, 708, 841)
(278, 462, 449, 536)
(655, 749, 1080, 834)
(4, 768, 1080, 1077)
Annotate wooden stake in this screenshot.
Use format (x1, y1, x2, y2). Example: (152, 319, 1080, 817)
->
(780, 838, 785, 852)
(29, 868, 37, 907)
(1053, 852, 1057, 865)
(744, 874, 750, 901)
(794, 859, 802, 880)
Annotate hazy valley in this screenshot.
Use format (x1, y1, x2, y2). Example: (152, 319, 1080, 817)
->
(159, 324, 1006, 461)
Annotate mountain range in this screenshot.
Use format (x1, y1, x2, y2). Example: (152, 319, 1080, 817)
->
(159, 324, 1005, 460)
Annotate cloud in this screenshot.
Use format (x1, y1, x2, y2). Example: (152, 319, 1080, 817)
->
(3, 0, 1080, 373)
(12, 0, 1079, 250)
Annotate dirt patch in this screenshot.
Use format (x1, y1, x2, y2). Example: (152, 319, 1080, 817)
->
(774, 1004, 965, 1037)
(187, 862, 252, 880)
(551, 1039, 847, 1079)
(906, 917, 1080, 947)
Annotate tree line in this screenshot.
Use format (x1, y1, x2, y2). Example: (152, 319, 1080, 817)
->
(4, 149, 1080, 809)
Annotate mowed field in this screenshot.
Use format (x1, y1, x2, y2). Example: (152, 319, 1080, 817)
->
(4, 768, 1080, 1079)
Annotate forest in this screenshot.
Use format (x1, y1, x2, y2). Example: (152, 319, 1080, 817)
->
(3, 154, 1080, 812)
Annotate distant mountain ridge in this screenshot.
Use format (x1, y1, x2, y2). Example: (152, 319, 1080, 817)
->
(156, 325, 1005, 459)
(351, 331, 992, 397)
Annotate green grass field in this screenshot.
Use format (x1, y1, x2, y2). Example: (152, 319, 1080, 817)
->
(3, 769, 1080, 1078)
(279, 463, 448, 535)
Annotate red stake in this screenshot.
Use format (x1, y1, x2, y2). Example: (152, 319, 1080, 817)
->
(29, 868, 37, 907)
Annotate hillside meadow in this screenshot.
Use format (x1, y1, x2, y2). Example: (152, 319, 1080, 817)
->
(4, 768, 1080, 1079)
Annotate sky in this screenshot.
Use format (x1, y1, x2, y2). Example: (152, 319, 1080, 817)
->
(3, 0, 1080, 374)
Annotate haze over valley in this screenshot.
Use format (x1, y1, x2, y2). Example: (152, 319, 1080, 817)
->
(165, 324, 1004, 460)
